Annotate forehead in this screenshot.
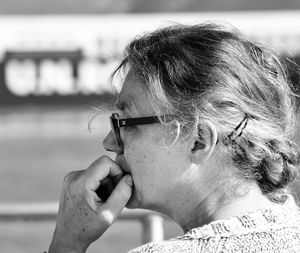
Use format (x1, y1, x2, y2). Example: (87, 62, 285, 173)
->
(116, 70, 154, 115)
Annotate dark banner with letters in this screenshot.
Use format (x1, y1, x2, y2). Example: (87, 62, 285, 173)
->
(0, 49, 116, 106)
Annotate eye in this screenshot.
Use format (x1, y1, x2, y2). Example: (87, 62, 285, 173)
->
(124, 126, 136, 132)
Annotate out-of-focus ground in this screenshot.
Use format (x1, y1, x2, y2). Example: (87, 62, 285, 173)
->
(0, 107, 183, 253)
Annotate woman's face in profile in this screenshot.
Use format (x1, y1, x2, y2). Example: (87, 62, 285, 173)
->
(103, 69, 191, 213)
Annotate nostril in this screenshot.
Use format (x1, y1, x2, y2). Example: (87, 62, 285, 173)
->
(105, 147, 114, 152)
(116, 147, 124, 155)
(103, 131, 114, 151)
(103, 131, 123, 154)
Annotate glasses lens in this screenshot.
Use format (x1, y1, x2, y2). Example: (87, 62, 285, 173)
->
(110, 113, 123, 147)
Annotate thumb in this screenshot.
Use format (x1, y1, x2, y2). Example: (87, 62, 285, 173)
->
(102, 175, 133, 217)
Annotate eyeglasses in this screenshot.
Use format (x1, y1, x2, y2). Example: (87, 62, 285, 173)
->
(110, 113, 173, 148)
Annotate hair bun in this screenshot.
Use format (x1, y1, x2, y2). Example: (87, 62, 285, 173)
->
(256, 139, 300, 199)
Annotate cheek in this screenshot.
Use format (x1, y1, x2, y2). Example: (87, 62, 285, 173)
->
(124, 138, 160, 186)
(123, 128, 155, 168)
(122, 128, 186, 191)
(126, 144, 156, 177)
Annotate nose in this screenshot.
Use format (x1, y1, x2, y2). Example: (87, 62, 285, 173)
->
(103, 131, 123, 154)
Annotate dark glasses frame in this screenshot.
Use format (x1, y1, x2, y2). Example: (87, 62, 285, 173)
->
(110, 112, 252, 149)
(110, 113, 173, 147)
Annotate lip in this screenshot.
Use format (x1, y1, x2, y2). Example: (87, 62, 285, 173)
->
(115, 155, 130, 174)
(115, 155, 137, 207)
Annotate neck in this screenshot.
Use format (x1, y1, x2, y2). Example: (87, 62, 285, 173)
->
(174, 185, 277, 233)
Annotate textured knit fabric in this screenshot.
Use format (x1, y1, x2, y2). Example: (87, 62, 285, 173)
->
(128, 198, 300, 253)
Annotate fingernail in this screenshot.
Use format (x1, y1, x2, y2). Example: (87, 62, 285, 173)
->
(126, 175, 133, 186)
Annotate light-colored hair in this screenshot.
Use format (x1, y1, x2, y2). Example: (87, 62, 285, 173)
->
(113, 23, 300, 202)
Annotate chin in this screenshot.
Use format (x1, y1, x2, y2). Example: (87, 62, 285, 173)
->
(125, 188, 141, 209)
(125, 200, 139, 209)
(125, 189, 164, 215)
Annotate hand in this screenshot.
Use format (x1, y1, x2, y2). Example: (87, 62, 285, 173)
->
(48, 156, 133, 253)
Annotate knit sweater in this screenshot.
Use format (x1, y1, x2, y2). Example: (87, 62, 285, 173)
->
(128, 200, 300, 253)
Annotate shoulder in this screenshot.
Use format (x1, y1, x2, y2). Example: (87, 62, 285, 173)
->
(128, 201, 300, 253)
(127, 235, 218, 253)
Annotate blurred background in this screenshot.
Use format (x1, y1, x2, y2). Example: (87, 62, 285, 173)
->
(1, 1, 300, 252)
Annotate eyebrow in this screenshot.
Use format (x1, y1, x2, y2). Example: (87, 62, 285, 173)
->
(115, 99, 134, 111)
(115, 92, 138, 111)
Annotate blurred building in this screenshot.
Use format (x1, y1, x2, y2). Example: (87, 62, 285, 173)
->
(0, 11, 299, 106)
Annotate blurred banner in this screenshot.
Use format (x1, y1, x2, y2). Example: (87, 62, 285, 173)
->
(0, 11, 299, 105)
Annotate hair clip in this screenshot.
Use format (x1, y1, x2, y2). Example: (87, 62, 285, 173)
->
(227, 113, 250, 143)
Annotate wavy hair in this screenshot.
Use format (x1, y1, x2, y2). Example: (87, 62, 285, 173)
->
(113, 23, 300, 202)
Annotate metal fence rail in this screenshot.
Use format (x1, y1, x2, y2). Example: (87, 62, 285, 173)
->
(0, 202, 165, 244)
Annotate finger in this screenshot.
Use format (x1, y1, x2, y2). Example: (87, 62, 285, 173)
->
(95, 173, 124, 202)
(85, 156, 124, 191)
(100, 175, 133, 220)
(84, 190, 102, 212)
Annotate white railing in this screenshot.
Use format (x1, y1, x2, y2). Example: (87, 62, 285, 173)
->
(0, 202, 165, 244)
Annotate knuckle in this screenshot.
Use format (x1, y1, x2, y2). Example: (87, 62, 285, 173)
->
(82, 186, 91, 200)
(88, 156, 110, 171)
(99, 210, 115, 225)
(63, 171, 74, 185)
(100, 155, 111, 164)
(63, 170, 83, 191)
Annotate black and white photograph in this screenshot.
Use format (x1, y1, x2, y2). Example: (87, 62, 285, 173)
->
(1, 1, 300, 252)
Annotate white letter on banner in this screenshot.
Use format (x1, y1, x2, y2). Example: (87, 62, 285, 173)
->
(77, 59, 116, 95)
(38, 59, 74, 95)
(5, 60, 37, 96)
(77, 59, 104, 95)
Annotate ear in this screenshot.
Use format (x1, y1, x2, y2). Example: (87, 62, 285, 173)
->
(189, 119, 218, 164)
